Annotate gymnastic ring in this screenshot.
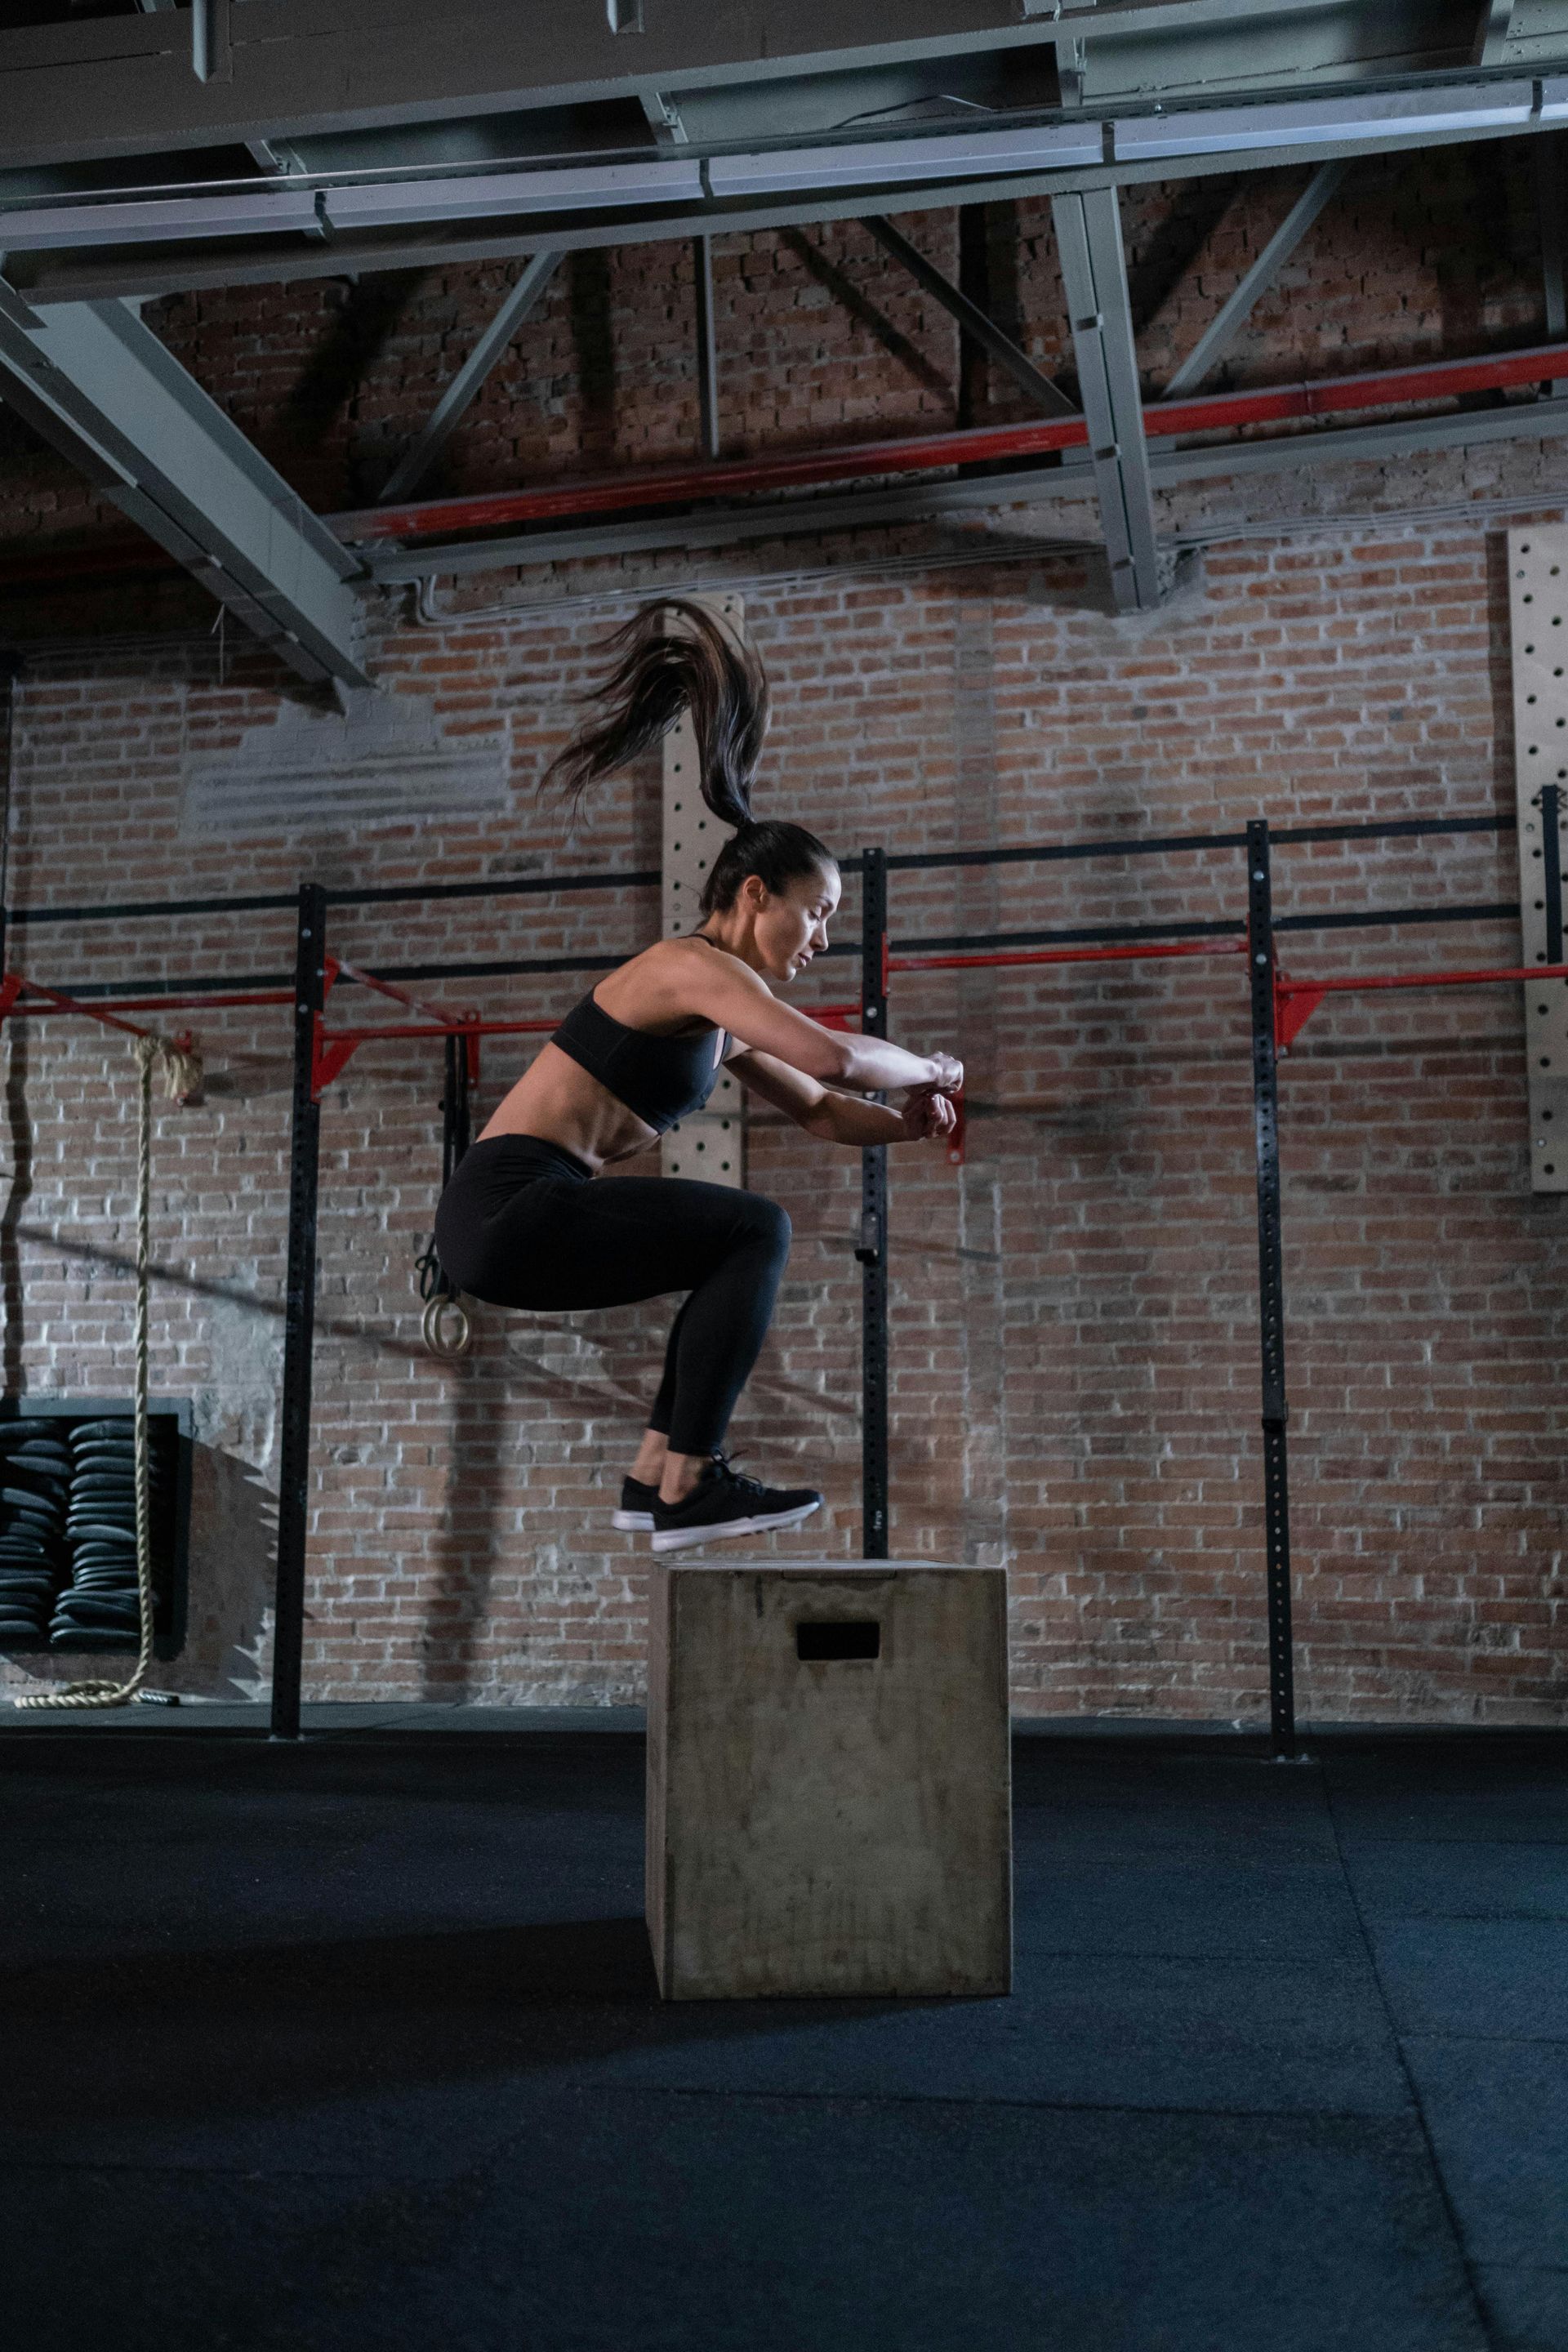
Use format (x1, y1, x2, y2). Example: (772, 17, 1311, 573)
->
(421, 1293, 472, 1360)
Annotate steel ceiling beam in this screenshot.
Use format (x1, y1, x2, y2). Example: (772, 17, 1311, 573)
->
(343, 334, 1568, 545)
(693, 234, 720, 461)
(345, 335, 1568, 577)
(0, 286, 365, 684)
(862, 215, 1076, 418)
(1161, 159, 1348, 401)
(376, 248, 561, 506)
(1475, 0, 1519, 68)
(1050, 185, 1161, 611)
(0, 2, 1064, 172)
(357, 388, 1568, 582)
(2, 0, 1556, 177)
(11, 74, 1568, 313)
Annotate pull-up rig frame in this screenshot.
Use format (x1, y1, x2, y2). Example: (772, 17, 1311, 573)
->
(2, 807, 1548, 1757)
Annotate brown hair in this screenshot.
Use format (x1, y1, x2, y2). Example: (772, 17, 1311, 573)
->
(541, 597, 768, 825)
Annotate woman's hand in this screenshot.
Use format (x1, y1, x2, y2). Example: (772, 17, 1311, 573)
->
(899, 1085, 958, 1144)
(925, 1052, 964, 1095)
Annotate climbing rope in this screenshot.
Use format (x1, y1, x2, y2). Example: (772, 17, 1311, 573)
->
(16, 1031, 201, 1712)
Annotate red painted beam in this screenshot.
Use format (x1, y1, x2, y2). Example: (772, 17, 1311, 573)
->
(338, 337, 1568, 547)
(337, 414, 1089, 542)
(8, 335, 1568, 593)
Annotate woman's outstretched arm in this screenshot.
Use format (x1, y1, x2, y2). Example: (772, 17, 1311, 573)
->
(666, 938, 963, 1097)
(729, 1051, 958, 1147)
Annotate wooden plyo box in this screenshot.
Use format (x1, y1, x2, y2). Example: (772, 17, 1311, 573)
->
(646, 1559, 1012, 2001)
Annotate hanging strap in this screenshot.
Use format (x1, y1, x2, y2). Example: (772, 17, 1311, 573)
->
(416, 1030, 472, 1360)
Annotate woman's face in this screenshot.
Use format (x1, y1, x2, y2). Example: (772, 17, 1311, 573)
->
(749, 862, 841, 986)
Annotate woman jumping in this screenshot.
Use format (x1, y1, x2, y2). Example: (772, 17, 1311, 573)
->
(433, 600, 964, 1553)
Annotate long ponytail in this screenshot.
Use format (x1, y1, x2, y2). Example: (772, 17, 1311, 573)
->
(540, 597, 768, 825)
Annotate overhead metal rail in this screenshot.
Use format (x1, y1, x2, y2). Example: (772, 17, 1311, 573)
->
(3, 0, 1568, 179)
(7, 56, 1568, 305)
(0, 287, 367, 687)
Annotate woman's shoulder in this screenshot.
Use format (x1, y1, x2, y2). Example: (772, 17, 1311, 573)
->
(634, 933, 771, 993)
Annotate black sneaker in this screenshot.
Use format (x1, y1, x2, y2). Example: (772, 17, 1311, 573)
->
(612, 1474, 659, 1533)
(649, 1456, 822, 1554)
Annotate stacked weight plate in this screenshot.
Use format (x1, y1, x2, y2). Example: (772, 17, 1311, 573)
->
(49, 1417, 173, 1649)
(0, 1424, 73, 1643)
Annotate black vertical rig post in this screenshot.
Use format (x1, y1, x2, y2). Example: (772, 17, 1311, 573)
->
(270, 881, 327, 1742)
(1246, 822, 1298, 1762)
(855, 847, 890, 1560)
(442, 1031, 472, 1187)
(1544, 782, 1564, 967)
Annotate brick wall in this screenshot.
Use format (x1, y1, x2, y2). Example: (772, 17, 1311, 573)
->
(2, 514, 1564, 1722)
(0, 147, 1565, 1718)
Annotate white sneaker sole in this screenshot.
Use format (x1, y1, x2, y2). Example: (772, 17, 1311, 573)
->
(649, 1499, 822, 1555)
(612, 1508, 655, 1532)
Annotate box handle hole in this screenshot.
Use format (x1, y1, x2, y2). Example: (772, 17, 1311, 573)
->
(796, 1619, 880, 1661)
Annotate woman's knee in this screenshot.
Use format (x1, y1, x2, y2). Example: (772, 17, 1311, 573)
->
(736, 1192, 791, 1262)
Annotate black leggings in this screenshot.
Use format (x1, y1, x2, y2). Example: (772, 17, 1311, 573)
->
(432, 1135, 792, 1457)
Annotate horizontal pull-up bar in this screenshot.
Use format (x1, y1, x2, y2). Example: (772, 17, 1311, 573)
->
(0, 984, 291, 1018)
(4, 811, 1516, 936)
(313, 1011, 560, 1099)
(311, 1000, 868, 1098)
(325, 956, 477, 1035)
(890, 937, 1249, 978)
(1276, 960, 1568, 1049)
(0, 969, 162, 1042)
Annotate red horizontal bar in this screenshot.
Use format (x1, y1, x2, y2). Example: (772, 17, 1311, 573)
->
(339, 419, 1086, 541)
(0, 972, 157, 1041)
(1150, 340, 1568, 439)
(320, 1017, 559, 1049)
(338, 339, 1568, 546)
(329, 956, 475, 1031)
(889, 938, 1247, 976)
(4, 988, 292, 1016)
(1278, 960, 1568, 999)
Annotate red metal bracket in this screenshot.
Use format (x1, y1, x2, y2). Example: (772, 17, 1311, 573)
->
(1274, 960, 1568, 1052)
(1273, 975, 1325, 1051)
(311, 1017, 362, 1099)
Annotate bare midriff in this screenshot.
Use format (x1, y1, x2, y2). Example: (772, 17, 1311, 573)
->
(476, 1040, 666, 1171)
(476, 947, 724, 1172)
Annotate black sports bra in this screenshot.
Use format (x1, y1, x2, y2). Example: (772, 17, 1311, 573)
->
(550, 987, 725, 1136)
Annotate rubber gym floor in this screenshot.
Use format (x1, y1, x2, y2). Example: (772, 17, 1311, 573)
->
(1, 1715, 1563, 2352)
